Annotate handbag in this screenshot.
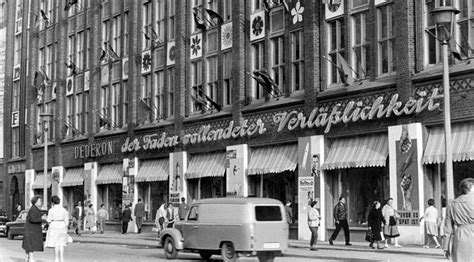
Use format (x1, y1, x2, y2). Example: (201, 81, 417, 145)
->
(365, 229, 374, 242)
(389, 216, 397, 226)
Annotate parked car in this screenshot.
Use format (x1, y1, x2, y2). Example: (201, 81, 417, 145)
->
(5, 210, 48, 240)
(160, 197, 288, 262)
(0, 209, 8, 236)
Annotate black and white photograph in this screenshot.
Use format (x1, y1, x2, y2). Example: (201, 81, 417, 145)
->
(0, 0, 473, 261)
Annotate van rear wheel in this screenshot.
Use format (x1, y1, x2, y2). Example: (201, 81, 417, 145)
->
(221, 242, 237, 262)
(199, 251, 212, 260)
(163, 237, 178, 259)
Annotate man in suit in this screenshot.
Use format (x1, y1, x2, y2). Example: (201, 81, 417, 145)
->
(122, 204, 132, 234)
(178, 197, 189, 220)
(72, 201, 84, 236)
(134, 198, 145, 233)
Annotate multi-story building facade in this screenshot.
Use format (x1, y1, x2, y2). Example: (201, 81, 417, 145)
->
(0, 0, 6, 212)
(2, 0, 473, 243)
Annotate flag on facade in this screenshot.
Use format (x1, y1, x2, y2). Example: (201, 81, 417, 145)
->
(64, 0, 78, 12)
(106, 43, 120, 60)
(40, 9, 51, 26)
(63, 119, 81, 136)
(65, 61, 78, 75)
(193, 12, 207, 31)
(251, 70, 283, 97)
(203, 93, 222, 112)
(336, 52, 356, 85)
(205, 8, 224, 26)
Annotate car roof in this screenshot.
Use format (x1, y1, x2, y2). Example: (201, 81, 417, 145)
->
(194, 197, 283, 205)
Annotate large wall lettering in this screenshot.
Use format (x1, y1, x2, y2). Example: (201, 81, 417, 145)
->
(74, 141, 114, 159)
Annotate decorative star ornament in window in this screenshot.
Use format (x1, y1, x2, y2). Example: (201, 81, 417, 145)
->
(190, 33, 202, 60)
(142, 50, 152, 74)
(291, 1, 304, 25)
(221, 22, 233, 50)
(250, 10, 265, 41)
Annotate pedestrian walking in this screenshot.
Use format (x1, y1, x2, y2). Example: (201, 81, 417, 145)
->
(420, 198, 440, 249)
(367, 201, 386, 249)
(96, 204, 108, 234)
(382, 198, 402, 248)
(178, 197, 189, 220)
(285, 200, 293, 224)
(439, 198, 447, 246)
(71, 201, 83, 236)
(328, 197, 351, 246)
(45, 196, 69, 262)
(22, 196, 46, 262)
(443, 178, 474, 262)
(134, 198, 145, 233)
(85, 204, 96, 233)
(155, 202, 167, 237)
(307, 200, 320, 251)
(122, 204, 132, 234)
(165, 203, 175, 228)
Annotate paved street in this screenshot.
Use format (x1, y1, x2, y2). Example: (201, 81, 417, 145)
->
(0, 231, 446, 262)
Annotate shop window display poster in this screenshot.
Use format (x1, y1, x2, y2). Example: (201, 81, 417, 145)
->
(396, 125, 419, 211)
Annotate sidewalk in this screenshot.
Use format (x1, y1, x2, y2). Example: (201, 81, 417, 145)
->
(69, 231, 444, 258)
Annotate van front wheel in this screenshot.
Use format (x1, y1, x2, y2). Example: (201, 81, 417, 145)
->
(257, 252, 275, 262)
(221, 242, 237, 262)
(163, 237, 178, 259)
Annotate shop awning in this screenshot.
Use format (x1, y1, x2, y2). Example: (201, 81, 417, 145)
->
(136, 159, 169, 182)
(248, 144, 298, 175)
(61, 168, 84, 187)
(423, 123, 474, 164)
(96, 164, 123, 185)
(322, 134, 388, 170)
(32, 172, 52, 189)
(185, 152, 226, 179)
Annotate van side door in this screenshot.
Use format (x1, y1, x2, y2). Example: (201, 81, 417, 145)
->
(182, 205, 199, 249)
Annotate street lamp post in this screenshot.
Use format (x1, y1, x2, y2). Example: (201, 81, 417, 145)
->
(40, 112, 53, 210)
(430, 6, 460, 202)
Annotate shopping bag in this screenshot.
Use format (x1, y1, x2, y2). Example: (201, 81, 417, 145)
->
(365, 229, 373, 242)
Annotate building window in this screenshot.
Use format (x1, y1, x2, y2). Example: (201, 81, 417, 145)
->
(12, 128, 19, 157)
(291, 30, 304, 92)
(167, 67, 175, 117)
(270, 9, 285, 33)
(425, 1, 441, 65)
(223, 0, 232, 21)
(141, 75, 152, 122)
(271, 36, 284, 90)
(142, 2, 152, 50)
(84, 29, 90, 70)
(83, 92, 89, 133)
(100, 86, 110, 121)
(191, 60, 203, 113)
(112, 83, 121, 127)
(12, 81, 20, 110)
(207, 56, 218, 103)
(75, 93, 83, 134)
(155, 0, 165, 41)
(68, 36, 75, 68)
(77, 31, 84, 72)
(154, 71, 164, 121)
(112, 16, 121, 57)
(102, 20, 110, 50)
(222, 52, 232, 107)
(377, 4, 395, 75)
(457, 0, 473, 59)
(123, 13, 129, 57)
(168, 0, 175, 40)
(352, 0, 369, 8)
(251, 0, 263, 12)
(327, 18, 346, 85)
(46, 45, 54, 80)
(66, 96, 74, 136)
(251, 42, 265, 100)
(14, 37, 21, 66)
(207, 30, 218, 53)
(352, 12, 369, 79)
(121, 83, 128, 127)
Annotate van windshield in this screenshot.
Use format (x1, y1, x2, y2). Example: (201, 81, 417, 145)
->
(255, 206, 282, 221)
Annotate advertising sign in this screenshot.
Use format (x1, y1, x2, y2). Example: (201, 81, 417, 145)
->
(396, 125, 419, 211)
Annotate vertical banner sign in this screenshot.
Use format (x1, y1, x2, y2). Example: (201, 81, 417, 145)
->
(169, 153, 185, 208)
(298, 177, 315, 216)
(83, 169, 92, 206)
(396, 125, 419, 211)
(51, 169, 60, 196)
(226, 149, 244, 196)
(122, 159, 134, 208)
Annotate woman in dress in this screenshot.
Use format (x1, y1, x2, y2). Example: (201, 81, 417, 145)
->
(420, 198, 440, 248)
(382, 198, 402, 248)
(85, 204, 96, 233)
(367, 201, 386, 249)
(22, 196, 46, 262)
(45, 195, 69, 262)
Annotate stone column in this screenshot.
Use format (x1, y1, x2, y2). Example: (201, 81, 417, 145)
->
(297, 135, 327, 241)
(125, 157, 139, 233)
(225, 144, 248, 197)
(169, 152, 188, 207)
(388, 123, 427, 245)
(84, 162, 98, 215)
(24, 169, 35, 208)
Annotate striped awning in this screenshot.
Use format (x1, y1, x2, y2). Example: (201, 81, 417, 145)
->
(248, 144, 298, 175)
(61, 168, 84, 187)
(423, 123, 474, 164)
(322, 134, 388, 170)
(185, 152, 225, 179)
(32, 172, 52, 189)
(96, 164, 123, 185)
(136, 159, 169, 182)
